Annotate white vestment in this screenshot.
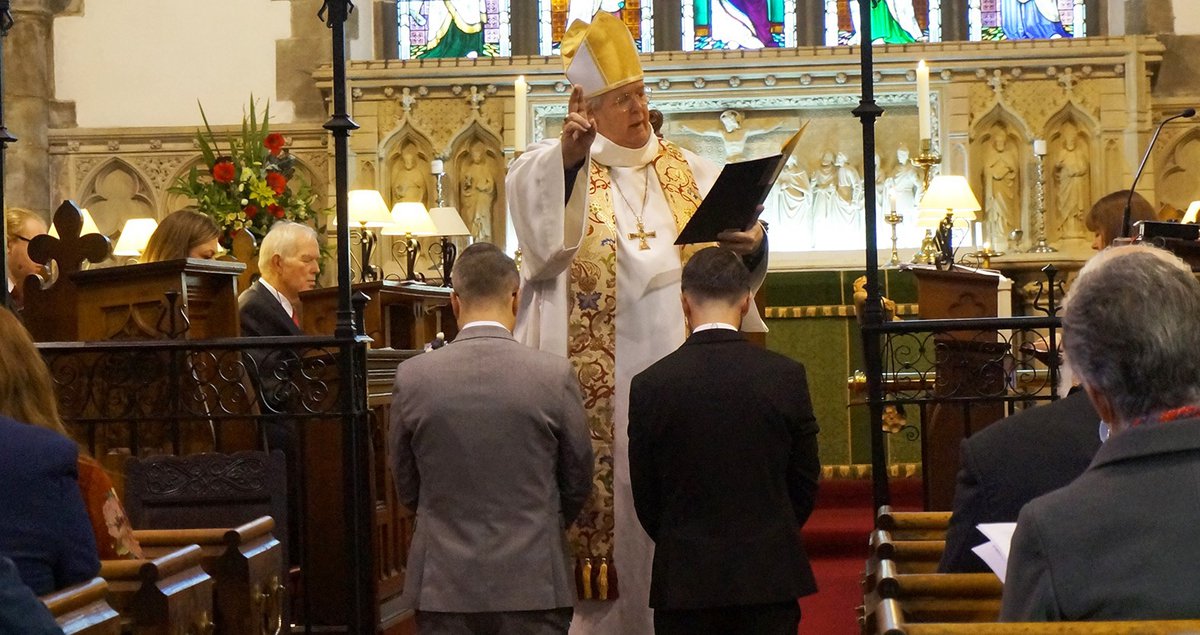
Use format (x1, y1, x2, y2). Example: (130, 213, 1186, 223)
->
(507, 133, 767, 634)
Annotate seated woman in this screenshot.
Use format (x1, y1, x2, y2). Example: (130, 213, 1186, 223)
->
(1084, 189, 1155, 250)
(141, 209, 221, 262)
(0, 307, 143, 566)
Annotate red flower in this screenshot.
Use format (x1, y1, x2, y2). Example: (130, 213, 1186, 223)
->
(212, 159, 235, 184)
(269, 204, 285, 219)
(266, 171, 288, 195)
(264, 133, 286, 156)
(244, 205, 259, 219)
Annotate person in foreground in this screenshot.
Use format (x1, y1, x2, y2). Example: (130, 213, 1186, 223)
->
(506, 13, 767, 631)
(1001, 244, 1200, 621)
(141, 209, 221, 262)
(629, 247, 820, 634)
(389, 242, 594, 635)
(0, 312, 99, 596)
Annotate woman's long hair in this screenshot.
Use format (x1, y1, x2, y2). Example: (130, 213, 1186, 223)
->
(0, 307, 71, 438)
(142, 209, 220, 263)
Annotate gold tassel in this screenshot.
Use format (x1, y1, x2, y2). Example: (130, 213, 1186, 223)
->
(598, 558, 609, 600)
(581, 558, 593, 600)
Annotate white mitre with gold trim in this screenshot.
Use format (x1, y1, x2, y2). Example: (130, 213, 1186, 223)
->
(560, 12, 643, 99)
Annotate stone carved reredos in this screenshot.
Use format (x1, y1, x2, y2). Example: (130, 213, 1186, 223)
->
(376, 88, 505, 155)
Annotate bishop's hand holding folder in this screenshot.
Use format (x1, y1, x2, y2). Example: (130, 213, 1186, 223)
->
(675, 122, 808, 244)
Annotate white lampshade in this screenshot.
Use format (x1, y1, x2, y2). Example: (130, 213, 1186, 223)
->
(917, 175, 981, 226)
(113, 218, 159, 257)
(49, 208, 101, 239)
(340, 189, 394, 228)
(381, 202, 438, 236)
(428, 207, 471, 237)
(1183, 200, 1200, 224)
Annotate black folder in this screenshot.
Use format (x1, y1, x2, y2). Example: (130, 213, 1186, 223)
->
(675, 122, 807, 245)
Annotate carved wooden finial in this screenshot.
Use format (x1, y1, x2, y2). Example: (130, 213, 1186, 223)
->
(229, 227, 260, 292)
(29, 200, 111, 276)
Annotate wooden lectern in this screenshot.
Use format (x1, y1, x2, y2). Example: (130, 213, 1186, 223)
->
(910, 266, 1008, 510)
(300, 280, 456, 349)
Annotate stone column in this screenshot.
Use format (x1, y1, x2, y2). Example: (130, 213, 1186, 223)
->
(510, 0, 539, 56)
(654, 0, 682, 52)
(797, 0, 826, 47)
(278, 0, 333, 123)
(1123, 0, 1174, 35)
(941, 0, 967, 41)
(4, 0, 58, 215)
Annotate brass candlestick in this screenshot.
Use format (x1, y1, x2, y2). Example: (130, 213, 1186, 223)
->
(884, 209, 903, 267)
(912, 137, 941, 191)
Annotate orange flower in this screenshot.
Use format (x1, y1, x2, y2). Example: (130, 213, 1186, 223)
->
(211, 159, 235, 184)
(244, 204, 259, 219)
(269, 204, 285, 218)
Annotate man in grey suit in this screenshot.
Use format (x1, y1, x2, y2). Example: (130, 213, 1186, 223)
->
(389, 242, 594, 634)
(1001, 244, 1200, 621)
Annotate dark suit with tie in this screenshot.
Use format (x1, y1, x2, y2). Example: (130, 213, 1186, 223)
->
(389, 325, 593, 632)
(239, 279, 303, 339)
(939, 390, 1101, 573)
(1001, 416, 1200, 621)
(0, 415, 99, 596)
(629, 328, 820, 634)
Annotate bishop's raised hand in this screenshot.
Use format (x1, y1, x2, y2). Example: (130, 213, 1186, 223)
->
(560, 84, 596, 170)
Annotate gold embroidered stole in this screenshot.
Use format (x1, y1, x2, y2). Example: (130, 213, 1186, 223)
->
(565, 139, 704, 600)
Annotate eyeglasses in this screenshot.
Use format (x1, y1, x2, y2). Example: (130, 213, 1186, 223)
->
(12, 235, 33, 244)
(609, 88, 649, 114)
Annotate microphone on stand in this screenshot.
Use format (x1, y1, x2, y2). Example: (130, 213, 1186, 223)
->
(1123, 108, 1197, 239)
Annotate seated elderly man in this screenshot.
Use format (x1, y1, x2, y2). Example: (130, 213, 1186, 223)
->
(1001, 244, 1200, 621)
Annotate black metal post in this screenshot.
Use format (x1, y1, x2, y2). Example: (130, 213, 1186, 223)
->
(0, 2, 18, 309)
(320, 1, 373, 632)
(851, 2, 890, 512)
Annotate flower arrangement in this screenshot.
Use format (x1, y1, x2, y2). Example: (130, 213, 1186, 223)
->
(170, 99, 317, 245)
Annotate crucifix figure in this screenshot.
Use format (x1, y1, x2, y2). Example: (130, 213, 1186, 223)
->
(627, 220, 656, 250)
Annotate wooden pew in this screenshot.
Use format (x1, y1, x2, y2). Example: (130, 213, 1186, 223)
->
(99, 544, 214, 634)
(868, 529, 946, 574)
(861, 559, 1003, 631)
(874, 598, 1200, 635)
(42, 578, 121, 635)
(877, 505, 953, 541)
(133, 517, 283, 635)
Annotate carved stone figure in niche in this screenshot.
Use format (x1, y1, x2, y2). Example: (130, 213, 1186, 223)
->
(84, 164, 155, 234)
(1053, 122, 1089, 239)
(457, 140, 499, 243)
(771, 155, 813, 248)
(391, 142, 429, 205)
(680, 109, 785, 160)
(888, 144, 924, 245)
(982, 122, 1021, 244)
(810, 151, 842, 239)
(835, 151, 864, 229)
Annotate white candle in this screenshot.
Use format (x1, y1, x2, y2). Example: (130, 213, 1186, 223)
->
(430, 159, 444, 175)
(1033, 139, 1047, 156)
(916, 60, 931, 141)
(514, 75, 528, 153)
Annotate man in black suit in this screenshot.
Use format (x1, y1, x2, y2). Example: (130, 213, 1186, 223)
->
(629, 246, 820, 635)
(938, 389, 1101, 573)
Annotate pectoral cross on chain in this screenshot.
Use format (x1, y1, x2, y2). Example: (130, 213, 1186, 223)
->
(628, 220, 657, 250)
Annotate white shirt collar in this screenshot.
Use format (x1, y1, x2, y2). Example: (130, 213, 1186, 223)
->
(258, 277, 295, 318)
(692, 322, 739, 333)
(592, 132, 658, 168)
(461, 320, 511, 333)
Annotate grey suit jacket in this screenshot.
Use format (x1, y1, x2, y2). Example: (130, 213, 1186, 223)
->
(1001, 416, 1200, 621)
(389, 325, 593, 613)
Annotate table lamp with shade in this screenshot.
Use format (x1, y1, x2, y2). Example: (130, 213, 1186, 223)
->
(427, 207, 472, 286)
(333, 189, 394, 282)
(112, 218, 159, 262)
(382, 201, 437, 281)
(916, 175, 981, 269)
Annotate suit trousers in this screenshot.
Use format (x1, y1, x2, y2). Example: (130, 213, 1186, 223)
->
(415, 607, 573, 635)
(653, 601, 800, 635)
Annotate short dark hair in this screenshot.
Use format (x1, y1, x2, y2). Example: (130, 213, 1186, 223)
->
(452, 242, 518, 302)
(681, 246, 751, 304)
(1085, 190, 1155, 248)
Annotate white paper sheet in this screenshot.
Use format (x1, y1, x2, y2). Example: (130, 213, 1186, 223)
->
(971, 522, 1017, 582)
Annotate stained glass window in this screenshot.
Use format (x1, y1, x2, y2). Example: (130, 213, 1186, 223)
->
(538, 0, 654, 56)
(968, 0, 1086, 41)
(398, 0, 511, 59)
(682, 0, 797, 50)
(823, 0, 941, 46)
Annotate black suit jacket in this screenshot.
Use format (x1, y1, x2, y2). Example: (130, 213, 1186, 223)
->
(238, 280, 303, 338)
(629, 328, 820, 610)
(938, 390, 1101, 573)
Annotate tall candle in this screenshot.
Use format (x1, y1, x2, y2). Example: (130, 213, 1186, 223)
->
(1033, 139, 1047, 156)
(916, 60, 931, 140)
(514, 75, 528, 153)
(430, 159, 444, 175)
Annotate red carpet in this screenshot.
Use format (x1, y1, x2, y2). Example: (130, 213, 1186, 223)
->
(799, 478, 923, 634)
